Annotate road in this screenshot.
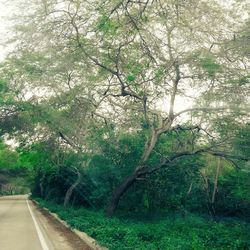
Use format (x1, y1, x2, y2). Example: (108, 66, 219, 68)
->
(0, 195, 90, 250)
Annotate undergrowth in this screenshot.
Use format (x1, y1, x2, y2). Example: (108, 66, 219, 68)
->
(34, 198, 250, 250)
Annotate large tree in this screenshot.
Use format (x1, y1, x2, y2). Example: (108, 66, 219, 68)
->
(2, 0, 249, 215)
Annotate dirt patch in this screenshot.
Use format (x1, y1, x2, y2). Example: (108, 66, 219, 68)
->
(33, 201, 92, 250)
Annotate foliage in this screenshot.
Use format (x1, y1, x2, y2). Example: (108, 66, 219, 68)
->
(0, 0, 249, 242)
(215, 166, 250, 218)
(0, 143, 19, 170)
(0, 141, 30, 195)
(35, 198, 250, 250)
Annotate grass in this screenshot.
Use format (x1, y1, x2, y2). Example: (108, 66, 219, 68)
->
(34, 198, 250, 250)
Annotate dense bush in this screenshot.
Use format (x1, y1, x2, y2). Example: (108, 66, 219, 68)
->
(0, 141, 30, 195)
(27, 128, 250, 220)
(35, 198, 250, 250)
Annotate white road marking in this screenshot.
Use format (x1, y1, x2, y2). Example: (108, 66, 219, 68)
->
(26, 199, 49, 250)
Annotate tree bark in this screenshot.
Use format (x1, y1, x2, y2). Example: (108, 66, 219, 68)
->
(211, 157, 222, 215)
(140, 129, 159, 163)
(106, 171, 140, 217)
(39, 181, 44, 198)
(64, 168, 81, 207)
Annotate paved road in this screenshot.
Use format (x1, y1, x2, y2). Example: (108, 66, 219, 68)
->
(0, 195, 89, 250)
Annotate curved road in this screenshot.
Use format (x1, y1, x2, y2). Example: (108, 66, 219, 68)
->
(0, 195, 90, 250)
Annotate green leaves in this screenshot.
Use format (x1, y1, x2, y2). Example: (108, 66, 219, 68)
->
(34, 199, 250, 250)
(24, 64, 43, 77)
(97, 15, 119, 35)
(200, 53, 220, 77)
(238, 76, 250, 86)
(0, 147, 19, 170)
(155, 68, 164, 82)
(126, 74, 136, 82)
(0, 79, 8, 93)
(125, 62, 145, 83)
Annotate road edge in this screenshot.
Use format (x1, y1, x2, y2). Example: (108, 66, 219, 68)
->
(31, 199, 108, 250)
(26, 199, 49, 250)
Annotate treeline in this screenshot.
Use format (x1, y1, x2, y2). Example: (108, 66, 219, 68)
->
(0, 141, 30, 195)
(23, 125, 249, 219)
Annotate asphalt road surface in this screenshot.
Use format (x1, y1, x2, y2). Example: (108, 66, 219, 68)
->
(0, 195, 90, 250)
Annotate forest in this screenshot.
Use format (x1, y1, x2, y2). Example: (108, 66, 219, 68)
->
(0, 0, 249, 249)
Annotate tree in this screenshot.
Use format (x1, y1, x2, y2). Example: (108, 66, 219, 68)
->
(2, 0, 249, 215)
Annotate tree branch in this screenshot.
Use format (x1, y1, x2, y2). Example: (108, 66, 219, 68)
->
(174, 107, 229, 118)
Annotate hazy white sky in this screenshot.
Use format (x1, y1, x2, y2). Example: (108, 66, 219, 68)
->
(0, 0, 16, 61)
(0, 1, 7, 60)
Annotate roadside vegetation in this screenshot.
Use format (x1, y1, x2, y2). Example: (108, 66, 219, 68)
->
(0, 0, 250, 249)
(36, 198, 250, 250)
(0, 141, 30, 195)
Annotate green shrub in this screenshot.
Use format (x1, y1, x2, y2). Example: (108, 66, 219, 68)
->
(35, 199, 250, 250)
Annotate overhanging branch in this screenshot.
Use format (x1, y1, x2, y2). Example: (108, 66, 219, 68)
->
(137, 148, 249, 177)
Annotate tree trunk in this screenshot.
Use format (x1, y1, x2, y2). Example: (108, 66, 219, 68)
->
(201, 171, 214, 216)
(39, 172, 46, 198)
(39, 182, 44, 198)
(140, 130, 159, 163)
(64, 169, 81, 207)
(210, 157, 222, 216)
(106, 124, 173, 217)
(106, 171, 140, 217)
(201, 158, 222, 218)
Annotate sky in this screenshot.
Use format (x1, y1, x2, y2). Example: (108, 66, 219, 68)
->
(0, 1, 7, 60)
(0, 0, 16, 61)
